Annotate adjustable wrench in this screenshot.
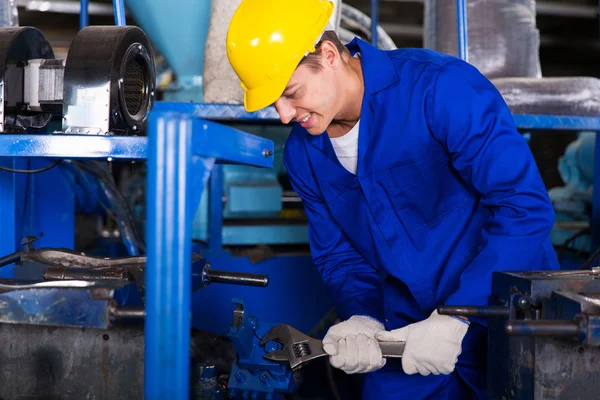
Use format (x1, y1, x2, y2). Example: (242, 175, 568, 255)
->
(260, 323, 405, 371)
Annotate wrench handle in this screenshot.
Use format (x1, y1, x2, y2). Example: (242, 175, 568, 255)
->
(379, 341, 405, 358)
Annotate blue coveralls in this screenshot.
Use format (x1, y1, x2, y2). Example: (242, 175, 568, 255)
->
(283, 38, 559, 399)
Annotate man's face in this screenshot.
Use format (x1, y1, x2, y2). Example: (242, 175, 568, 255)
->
(273, 60, 339, 135)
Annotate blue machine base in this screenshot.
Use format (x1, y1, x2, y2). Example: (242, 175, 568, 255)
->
(191, 249, 333, 338)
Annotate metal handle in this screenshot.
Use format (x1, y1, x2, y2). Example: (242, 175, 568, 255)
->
(205, 269, 269, 287)
(437, 305, 509, 317)
(379, 341, 405, 358)
(505, 320, 582, 337)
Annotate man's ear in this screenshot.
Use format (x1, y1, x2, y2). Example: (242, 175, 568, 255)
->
(319, 40, 341, 69)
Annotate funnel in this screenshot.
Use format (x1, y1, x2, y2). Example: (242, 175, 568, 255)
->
(124, 0, 210, 89)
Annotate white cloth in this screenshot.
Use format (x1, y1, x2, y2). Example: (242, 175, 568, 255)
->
(330, 120, 360, 174)
(375, 310, 469, 376)
(322, 315, 386, 374)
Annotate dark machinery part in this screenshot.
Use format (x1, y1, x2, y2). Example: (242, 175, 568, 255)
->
(203, 267, 269, 288)
(439, 269, 600, 400)
(62, 26, 156, 135)
(0, 27, 56, 133)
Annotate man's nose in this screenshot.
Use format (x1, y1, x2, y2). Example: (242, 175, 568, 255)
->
(274, 98, 295, 124)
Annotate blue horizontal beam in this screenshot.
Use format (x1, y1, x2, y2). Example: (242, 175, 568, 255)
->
(0, 121, 274, 169)
(513, 114, 600, 131)
(0, 135, 147, 160)
(153, 102, 280, 121)
(190, 118, 273, 168)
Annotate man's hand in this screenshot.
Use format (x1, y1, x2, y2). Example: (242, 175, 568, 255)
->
(375, 310, 469, 376)
(322, 315, 387, 374)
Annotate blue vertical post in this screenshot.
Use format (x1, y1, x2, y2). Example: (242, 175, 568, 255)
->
(145, 112, 194, 399)
(80, 0, 89, 29)
(208, 164, 223, 251)
(592, 132, 600, 252)
(456, 0, 468, 62)
(370, 0, 379, 46)
(112, 0, 127, 26)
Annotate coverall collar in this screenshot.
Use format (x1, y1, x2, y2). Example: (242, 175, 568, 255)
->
(345, 37, 398, 95)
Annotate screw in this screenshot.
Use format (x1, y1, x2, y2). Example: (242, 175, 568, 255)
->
(235, 372, 244, 382)
(263, 149, 273, 157)
(103, 334, 109, 341)
(260, 373, 268, 383)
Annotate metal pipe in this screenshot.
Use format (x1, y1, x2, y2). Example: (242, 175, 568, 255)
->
(146, 112, 194, 399)
(112, 0, 126, 26)
(437, 305, 509, 317)
(80, 0, 89, 29)
(0, 250, 23, 268)
(505, 320, 581, 337)
(456, 0, 468, 62)
(370, 0, 379, 46)
(111, 306, 145, 320)
(205, 269, 269, 287)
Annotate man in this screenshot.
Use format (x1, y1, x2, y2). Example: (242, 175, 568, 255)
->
(226, 0, 559, 398)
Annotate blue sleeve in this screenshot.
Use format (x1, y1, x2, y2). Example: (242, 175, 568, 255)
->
(427, 60, 555, 307)
(283, 132, 385, 322)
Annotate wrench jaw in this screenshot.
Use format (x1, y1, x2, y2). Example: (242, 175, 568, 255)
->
(260, 324, 329, 371)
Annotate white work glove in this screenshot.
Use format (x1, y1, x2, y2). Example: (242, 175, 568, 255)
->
(375, 310, 469, 376)
(322, 315, 387, 374)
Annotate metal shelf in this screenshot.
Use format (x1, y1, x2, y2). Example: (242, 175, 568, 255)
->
(153, 102, 280, 121)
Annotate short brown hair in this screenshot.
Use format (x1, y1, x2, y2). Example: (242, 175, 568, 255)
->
(299, 30, 350, 71)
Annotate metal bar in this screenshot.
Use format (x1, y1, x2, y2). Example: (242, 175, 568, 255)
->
(146, 111, 198, 399)
(112, 0, 126, 26)
(0, 130, 273, 167)
(205, 269, 269, 287)
(152, 101, 280, 121)
(592, 132, 600, 251)
(505, 320, 581, 337)
(456, 0, 468, 62)
(209, 165, 223, 251)
(80, 0, 89, 29)
(111, 306, 145, 320)
(370, 0, 379, 46)
(437, 305, 509, 317)
(190, 119, 274, 168)
(0, 135, 147, 160)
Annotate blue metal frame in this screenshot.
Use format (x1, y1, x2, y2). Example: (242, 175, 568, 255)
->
(144, 109, 273, 399)
(113, 0, 127, 26)
(80, 0, 89, 29)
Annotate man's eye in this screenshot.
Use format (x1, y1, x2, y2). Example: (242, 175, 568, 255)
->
(289, 91, 300, 99)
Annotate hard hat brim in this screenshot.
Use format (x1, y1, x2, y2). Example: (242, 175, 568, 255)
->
(243, 61, 298, 113)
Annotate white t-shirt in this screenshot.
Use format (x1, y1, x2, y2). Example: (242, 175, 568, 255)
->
(330, 120, 359, 174)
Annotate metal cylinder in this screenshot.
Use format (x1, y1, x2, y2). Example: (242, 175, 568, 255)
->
(111, 306, 145, 320)
(205, 270, 269, 287)
(505, 320, 581, 337)
(437, 305, 509, 317)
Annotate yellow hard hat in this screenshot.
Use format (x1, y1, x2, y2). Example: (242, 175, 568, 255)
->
(226, 0, 334, 112)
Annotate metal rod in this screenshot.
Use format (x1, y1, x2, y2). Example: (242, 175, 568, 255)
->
(0, 250, 22, 269)
(112, 0, 126, 26)
(456, 0, 468, 62)
(205, 269, 269, 287)
(592, 128, 600, 251)
(80, 0, 89, 29)
(437, 305, 509, 317)
(111, 306, 145, 320)
(146, 112, 194, 399)
(505, 320, 581, 336)
(370, 0, 379, 46)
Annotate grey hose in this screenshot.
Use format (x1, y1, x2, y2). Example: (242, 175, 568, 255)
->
(340, 3, 397, 50)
